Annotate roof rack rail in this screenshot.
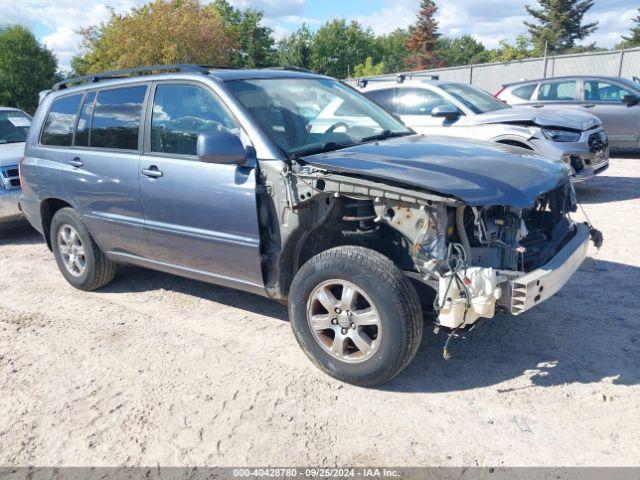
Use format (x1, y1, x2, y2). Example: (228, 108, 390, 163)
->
(265, 66, 316, 74)
(355, 72, 440, 87)
(52, 64, 227, 91)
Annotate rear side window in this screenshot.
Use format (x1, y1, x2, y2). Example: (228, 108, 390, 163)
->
(365, 89, 395, 112)
(584, 80, 632, 102)
(74, 92, 96, 147)
(90, 86, 147, 150)
(538, 81, 577, 101)
(512, 84, 536, 100)
(41, 94, 83, 146)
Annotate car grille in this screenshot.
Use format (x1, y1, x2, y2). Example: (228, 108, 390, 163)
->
(0, 166, 20, 190)
(588, 130, 608, 153)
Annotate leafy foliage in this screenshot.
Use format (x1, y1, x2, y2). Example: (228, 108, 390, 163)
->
(353, 57, 385, 77)
(525, 0, 598, 54)
(490, 35, 537, 62)
(616, 9, 640, 49)
(437, 35, 491, 66)
(0, 25, 59, 113)
(375, 29, 411, 73)
(310, 19, 378, 78)
(405, 0, 443, 70)
(277, 24, 314, 70)
(71, 0, 238, 75)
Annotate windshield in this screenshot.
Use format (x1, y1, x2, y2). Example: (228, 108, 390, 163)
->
(0, 110, 31, 144)
(226, 78, 412, 157)
(441, 83, 510, 114)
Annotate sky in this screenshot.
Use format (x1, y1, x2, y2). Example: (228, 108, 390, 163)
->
(0, 0, 638, 71)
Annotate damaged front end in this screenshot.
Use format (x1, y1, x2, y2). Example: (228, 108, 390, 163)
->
(289, 162, 598, 334)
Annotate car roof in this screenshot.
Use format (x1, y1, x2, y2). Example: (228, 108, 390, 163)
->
(503, 75, 632, 87)
(356, 79, 451, 91)
(0, 107, 22, 112)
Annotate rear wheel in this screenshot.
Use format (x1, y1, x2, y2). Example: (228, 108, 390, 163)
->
(289, 246, 423, 387)
(51, 208, 116, 291)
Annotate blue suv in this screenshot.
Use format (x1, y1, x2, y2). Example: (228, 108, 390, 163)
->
(20, 65, 597, 386)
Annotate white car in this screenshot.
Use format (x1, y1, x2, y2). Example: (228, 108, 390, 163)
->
(351, 76, 610, 182)
(0, 107, 31, 226)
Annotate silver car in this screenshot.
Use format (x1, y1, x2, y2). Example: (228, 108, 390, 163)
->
(354, 78, 609, 182)
(0, 107, 31, 226)
(497, 75, 640, 150)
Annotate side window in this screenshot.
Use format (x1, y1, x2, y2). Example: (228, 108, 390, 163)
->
(395, 88, 451, 116)
(538, 81, 577, 101)
(512, 84, 536, 100)
(41, 94, 83, 146)
(151, 84, 237, 156)
(74, 92, 96, 147)
(90, 86, 147, 150)
(364, 89, 395, 112)
(584, 80, 632, 102)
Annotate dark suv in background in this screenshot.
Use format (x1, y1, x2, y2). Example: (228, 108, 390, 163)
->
(20, 65, 598, 386)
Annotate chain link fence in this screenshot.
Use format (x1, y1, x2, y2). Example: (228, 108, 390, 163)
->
(360, 47, 640, 94)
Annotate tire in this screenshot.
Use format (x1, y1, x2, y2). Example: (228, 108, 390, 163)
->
(289, 246, 423, 387)
(50, 207, 116, 291)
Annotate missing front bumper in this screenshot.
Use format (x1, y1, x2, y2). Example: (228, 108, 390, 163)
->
(503, 223, 590, 315)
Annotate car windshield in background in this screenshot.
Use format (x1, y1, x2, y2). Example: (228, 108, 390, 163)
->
(226, 78, 412, 157)
(0, 111, 31, 144)
(441, 83, 510, 114)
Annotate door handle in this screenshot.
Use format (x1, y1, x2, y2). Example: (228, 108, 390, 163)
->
(142, 166, 163, 178)
(68, 157, 83, 168)
(582, 104, 596, 108)
(531, 104, 544, 108)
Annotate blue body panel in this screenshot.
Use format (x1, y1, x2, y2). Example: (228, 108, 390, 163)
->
(303, 134, 569, 208)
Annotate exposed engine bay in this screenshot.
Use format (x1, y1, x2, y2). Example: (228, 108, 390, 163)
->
(268, 161, 598, 334)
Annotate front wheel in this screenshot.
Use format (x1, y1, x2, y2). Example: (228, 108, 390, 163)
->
(289, 246, 423, 387)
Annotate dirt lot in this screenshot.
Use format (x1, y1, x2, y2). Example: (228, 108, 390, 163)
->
(1, 157, 639, 467)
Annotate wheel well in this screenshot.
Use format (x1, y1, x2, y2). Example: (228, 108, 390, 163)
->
(496, 139, 534, 150)
(41, 198, 72, 249)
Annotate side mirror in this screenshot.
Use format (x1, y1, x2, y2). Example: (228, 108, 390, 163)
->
(431, 104, 460, 120)
(622, 94, 640, 106)
(197, 132, 247, 165)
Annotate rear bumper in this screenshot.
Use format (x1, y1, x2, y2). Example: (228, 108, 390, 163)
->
(500, 223, 590, 315)
(0, 187, 23, 223)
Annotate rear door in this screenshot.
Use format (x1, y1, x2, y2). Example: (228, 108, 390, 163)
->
(530, 79, 582, 112)
(139, 81, 263, 289)
(38, 86, 149, 257)
(581, 79, 640, 149)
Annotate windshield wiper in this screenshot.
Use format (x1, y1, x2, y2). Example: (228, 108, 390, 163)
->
(360, 130, 412, 143)
(291, 141, 355, 158)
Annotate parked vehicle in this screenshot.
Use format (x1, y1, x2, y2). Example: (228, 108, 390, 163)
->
(496, 75, 640, 150)
(0, 107, 31, 227)
(354, 76, 609, 182)
(20, 65, 600, 386)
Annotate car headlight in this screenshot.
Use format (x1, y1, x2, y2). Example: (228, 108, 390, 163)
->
(542, 129, 581, 142)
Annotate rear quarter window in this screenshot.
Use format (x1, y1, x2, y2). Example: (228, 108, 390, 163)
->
(41, 94, 83, 146)
(512, 84, 536, 100)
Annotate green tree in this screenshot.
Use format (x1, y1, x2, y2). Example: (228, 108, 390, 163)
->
(311, 19, 378, 78)
(71, 0, 238, 75)
(405, 0, 443, 70)
(525, 0, 598, 54)
(212, 0, 275, 67)
(0, 25, 59, 113)
(375, 28, 410, 73)
(277, 24, 314, 69)
(353, 57, 385, 77)
(489, 35, 536, 62)
(616, 9, 640, 49)
(437, 35, 491, 66)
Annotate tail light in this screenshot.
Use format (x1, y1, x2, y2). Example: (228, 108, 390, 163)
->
(18, 156, 25, 185)
(495, 87, 506, 98)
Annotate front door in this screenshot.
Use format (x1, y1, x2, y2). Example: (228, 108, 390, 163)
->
(582, 79, 640, 149)
(139, 82, 263, 289)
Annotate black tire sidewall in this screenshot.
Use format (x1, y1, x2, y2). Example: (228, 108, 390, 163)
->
(289, 248, 420, 385)
(50, 208, 99, 290)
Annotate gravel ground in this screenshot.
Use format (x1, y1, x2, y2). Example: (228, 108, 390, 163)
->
(1, 157, 639, 467)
